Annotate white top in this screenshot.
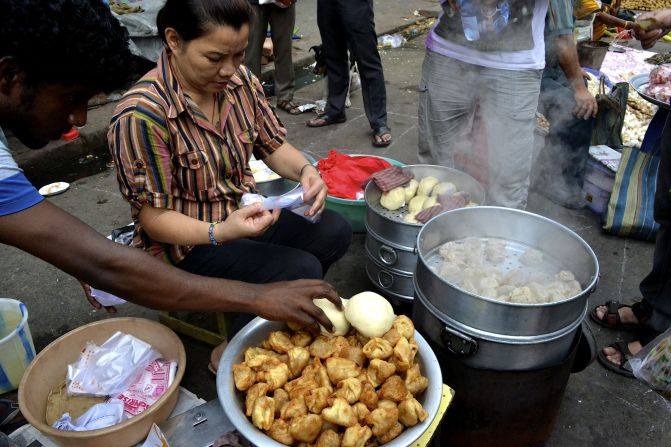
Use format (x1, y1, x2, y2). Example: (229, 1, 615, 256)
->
(426, 0, 550, 70)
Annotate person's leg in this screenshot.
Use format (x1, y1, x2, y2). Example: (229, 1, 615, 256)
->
(417, 50, 476, 166)
(244, 4, 270, 78)
(639, 114, 671, 333)
(479, 67, 542, 208)
(269, 4, 296, 103)
(316, 0, 349, 119)
(537, 73, 592, 208)
(256, 209, 353, 275)
(339, 0, 387, 133)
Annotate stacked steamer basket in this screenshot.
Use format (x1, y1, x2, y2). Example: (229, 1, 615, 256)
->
(364, 165, 485, 302)
(412, 207, 599, 446)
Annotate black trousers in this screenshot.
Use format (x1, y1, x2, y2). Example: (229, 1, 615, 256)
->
(317, 0, 388, 131)
(177, 209, 352, 335)
(639, 113, 671, 334)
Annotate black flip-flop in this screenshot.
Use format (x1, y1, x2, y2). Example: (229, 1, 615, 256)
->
(589, 300, 646, 331)
(597, 341, 635, 378)
(306, 113, 346, 128)
(372, 126, 392, 147)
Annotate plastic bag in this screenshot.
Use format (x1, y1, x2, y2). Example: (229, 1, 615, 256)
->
(53, 398, 126, 431)
(241, 186, 321, 223)
(629, 327, 671, 393)
(67, 332, 161, 397)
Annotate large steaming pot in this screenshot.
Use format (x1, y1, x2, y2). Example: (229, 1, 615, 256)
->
(364, 165, 485, 301)
(414, 207, 599, 370)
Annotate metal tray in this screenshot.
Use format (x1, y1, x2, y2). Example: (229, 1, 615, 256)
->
(216, 318, 443, 447)
(630, 73, 670, 110)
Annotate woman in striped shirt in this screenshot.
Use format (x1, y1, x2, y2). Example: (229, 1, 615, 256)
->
(108, 0, 352, 371)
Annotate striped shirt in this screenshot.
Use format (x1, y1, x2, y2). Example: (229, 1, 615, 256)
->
(109, 49, 287, 265)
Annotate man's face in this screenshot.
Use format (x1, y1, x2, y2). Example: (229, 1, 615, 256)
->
(8, 82, 91, 149)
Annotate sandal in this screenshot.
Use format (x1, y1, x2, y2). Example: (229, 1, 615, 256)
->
(277, 100, 302, 115)
(589, 300, 650, 331)
(597, 340, 636, 378)
(306, 113, 347, 128)
(373, 126, 392, 147)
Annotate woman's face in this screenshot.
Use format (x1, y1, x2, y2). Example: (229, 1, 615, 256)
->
(166, 24, 249, 94)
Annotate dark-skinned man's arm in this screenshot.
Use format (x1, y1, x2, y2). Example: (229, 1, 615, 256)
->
(0, 200, 338, 333)
(555, 34, 598, 120)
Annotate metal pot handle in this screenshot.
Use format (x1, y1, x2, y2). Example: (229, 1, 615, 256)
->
(378, 245, 398, 266)
(440, 325, 478, 358)
(377, 270, 395, 289)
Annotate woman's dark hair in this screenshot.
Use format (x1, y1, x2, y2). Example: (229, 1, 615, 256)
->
(157, 0, 253, 45)
(0, 0, 135, 93)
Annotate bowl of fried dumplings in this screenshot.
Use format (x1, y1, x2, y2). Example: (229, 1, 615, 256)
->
(216, 316, 442, 446)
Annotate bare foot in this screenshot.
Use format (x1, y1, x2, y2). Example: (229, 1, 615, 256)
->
(594, 305, 640, 325)
(210, 340, 228, 372)
(603, 340, 643, 366)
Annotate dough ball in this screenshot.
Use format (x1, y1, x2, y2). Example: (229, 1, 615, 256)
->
(422, 196, 438, 210)
(403, 179, 419, 203)
(408, 196, 427, 213)
(314, 298, 350, 336)
(431, 182, 457, 197)
(345, 292, 395, 338)
(380, 187, 406, 211)
(417, 176, 439, 196)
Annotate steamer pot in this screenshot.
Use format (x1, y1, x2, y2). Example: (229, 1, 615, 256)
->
(415, 207, 599, 337)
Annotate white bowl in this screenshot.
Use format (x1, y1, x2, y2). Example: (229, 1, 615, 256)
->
(216, 317, 443, 447)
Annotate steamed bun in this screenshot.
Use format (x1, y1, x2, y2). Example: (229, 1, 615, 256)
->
(344, 292, 395, 338)
(380, 187, 406, 211)
(403, 179, 419, 203)
(314, 298, 351, 336)
(418, 177, 439, 196)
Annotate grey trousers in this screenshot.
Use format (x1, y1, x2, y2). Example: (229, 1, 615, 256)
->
(245, 3, 296, 102)
(418, 50, 542, 209)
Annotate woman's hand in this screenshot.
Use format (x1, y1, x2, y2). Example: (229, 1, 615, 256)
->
(300, 165, 328, 216)
(633, 10, 671, 49)
(215, 202, 280, 242)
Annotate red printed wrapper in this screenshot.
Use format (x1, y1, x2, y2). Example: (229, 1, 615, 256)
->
(115, 359, 177, 418)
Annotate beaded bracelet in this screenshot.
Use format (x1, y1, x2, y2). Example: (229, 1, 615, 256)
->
(208, 221, 221, 246)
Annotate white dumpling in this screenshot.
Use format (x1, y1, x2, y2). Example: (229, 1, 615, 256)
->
(422, 196, 438, 210)
(408, 196, 427, 213)
(438, 263, 463, 284)
(403, 212, 419, 224)
(380, 187, 406, 211)
(403, 179, 419, 203)
(431, 182, 457, 197)
(417, 177, 439, 196)
(557, 270, 575, 282)
(520, 248, 543, 266)
(485, 239, 507, 264)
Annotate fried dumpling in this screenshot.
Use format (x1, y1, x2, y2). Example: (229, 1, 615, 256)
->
(398, 397, 429, 427)
(365, 406, 399, 437)
(405, 363, 429, 396)
(304, 386, 330, 414)
(362, 337, 394, 360)
(359, 381, 379, 411)
(267, 419, 294, 446)
(272, 388, 289, 418)
(367, 359, 396, 387)
(338, 345, 367, 367)
(341, 424, 373, 447)
(335, 377, 363, 404)
(268, 331, 294, 353)
(258, 362, 290, 391)
(322, 397, 358, 427)
(281, 397, 308, 419)
(232, 364, 255, 391)
(382, 327, 402, 347)
(392, 336, 418, 372)
(377, 421, 404, 444)
(379, 375, 409, 402)
(310, 336, 336, 359)
(325, 357, 360, 384)
(315, 429, 341, 447)
(290, 331, 313, 348)
(251, 396, 274, 430)
(288, 346, 311, 378)
(289, 414, 323, 443)
(352, 402, 370, 424)
(245, 382, 269, 417)
(392, 315, 415, 339)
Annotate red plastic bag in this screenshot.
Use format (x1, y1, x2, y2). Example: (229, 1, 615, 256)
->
(317, 150, 391, 199)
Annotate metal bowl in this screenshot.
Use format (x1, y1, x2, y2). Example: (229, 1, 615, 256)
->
(216, 317, 443, 447)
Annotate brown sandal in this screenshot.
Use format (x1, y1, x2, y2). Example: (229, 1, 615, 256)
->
(277, 100, 302, 115)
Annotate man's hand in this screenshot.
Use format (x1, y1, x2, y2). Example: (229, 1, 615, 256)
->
(217, 202, 280, 242)
(79, 281, 117, 313)
(633, 10, 671, 49)
(573, 86, 598, 120)
(250, 279, 341, 334)
(300, 166, 328, 216)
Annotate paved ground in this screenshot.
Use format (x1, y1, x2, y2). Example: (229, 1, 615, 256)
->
(2, 1, 671, 446)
